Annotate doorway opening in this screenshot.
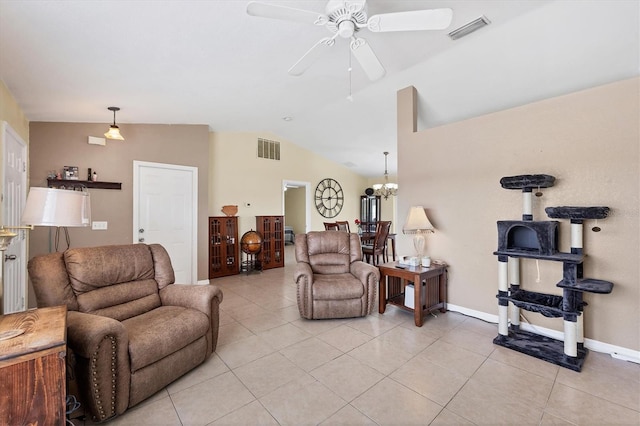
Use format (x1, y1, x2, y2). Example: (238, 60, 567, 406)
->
(283, 180, 310, 265)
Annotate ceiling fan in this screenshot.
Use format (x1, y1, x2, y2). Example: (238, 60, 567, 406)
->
(246, 0, 453, 81)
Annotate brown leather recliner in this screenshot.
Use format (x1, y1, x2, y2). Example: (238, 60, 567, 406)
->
(294, 231, 379, 319)
(28, 243, 223, 423)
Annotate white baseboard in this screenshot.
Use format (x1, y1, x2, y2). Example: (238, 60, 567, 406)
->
(196, 279, 210, 285)
(446, 303, 640, 365)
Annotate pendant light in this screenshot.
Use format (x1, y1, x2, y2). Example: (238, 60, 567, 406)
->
(104, 106, 124, 140)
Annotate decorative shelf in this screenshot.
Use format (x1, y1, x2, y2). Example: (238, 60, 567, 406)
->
(47, 178, 122, 190)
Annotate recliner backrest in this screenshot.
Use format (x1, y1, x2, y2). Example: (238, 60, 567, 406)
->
(295, 231, 363, 274)
(29, 243, 176, 322)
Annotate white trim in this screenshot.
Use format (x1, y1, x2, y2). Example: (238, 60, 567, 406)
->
(196, 279, 210, 285)
(446, 303, 640, 364)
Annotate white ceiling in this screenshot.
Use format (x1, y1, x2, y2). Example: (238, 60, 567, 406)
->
(0, 1, 638, 177)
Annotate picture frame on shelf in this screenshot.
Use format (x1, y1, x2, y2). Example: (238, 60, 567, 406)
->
(63, 166, 79, 180)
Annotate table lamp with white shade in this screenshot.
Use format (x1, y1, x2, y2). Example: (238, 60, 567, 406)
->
(403, 206, 434, 262)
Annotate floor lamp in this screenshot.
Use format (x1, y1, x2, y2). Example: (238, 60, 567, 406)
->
(0, 187, 91, 315)
(20, 187, 91, 251)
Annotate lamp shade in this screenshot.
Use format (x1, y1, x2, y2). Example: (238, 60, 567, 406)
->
(21, 187, 91, 227)
(104, 125, 124, 141)
(403, 206, 434, 233)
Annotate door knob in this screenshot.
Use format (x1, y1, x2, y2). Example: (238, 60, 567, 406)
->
(5, 254, 17, 261)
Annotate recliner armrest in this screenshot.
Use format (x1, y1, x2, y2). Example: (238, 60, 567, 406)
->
(159, 284, 223, 355)
(159, 284, 223, 315)
(66, 311, 130, 422)
(294, 262, 313, 284)
(350, 261, 380, 284)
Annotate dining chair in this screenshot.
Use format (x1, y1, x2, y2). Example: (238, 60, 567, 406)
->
(362, 220, 392, 265)
(324, 222, 339, 231)
(335, 221, 350, 232)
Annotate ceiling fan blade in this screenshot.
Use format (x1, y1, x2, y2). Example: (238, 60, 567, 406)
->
(350, 37, 385, 81)
(367, 8, 453, 32)
(288, 37, 336, 76)
(247, 1, 328, 26)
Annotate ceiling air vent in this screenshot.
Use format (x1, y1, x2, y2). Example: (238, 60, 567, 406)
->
(257, 138, 281, 160)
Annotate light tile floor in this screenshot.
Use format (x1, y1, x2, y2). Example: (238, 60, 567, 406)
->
(74, 245, 639, 425)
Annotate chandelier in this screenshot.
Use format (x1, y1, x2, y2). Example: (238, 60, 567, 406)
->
(372, 151, 398, 199)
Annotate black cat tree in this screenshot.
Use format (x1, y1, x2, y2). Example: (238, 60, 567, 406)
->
(493, 174, 613, 371)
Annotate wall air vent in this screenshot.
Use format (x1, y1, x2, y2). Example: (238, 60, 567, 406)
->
(448, 15, 491, 40)
(257, 138, 280, 160)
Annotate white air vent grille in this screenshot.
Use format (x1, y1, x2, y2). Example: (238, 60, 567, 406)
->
(257, 138, 280, 160)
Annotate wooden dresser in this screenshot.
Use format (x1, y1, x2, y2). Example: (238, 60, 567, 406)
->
(0, 305, 67, 425)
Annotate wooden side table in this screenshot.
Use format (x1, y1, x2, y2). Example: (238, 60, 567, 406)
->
(0, 305, 67, 425)
(378, 262, 447, 326)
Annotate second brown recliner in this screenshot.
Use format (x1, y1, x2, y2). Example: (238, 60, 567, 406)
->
(294, 231, 379, 319)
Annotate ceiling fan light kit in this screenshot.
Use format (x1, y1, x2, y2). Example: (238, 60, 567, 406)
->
(448, 15, 491, 40)
(247, 1, 453, 82)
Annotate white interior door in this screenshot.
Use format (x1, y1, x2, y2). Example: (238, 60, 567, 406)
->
(2, 122, 27, 314)
(133, 161, 197, 284)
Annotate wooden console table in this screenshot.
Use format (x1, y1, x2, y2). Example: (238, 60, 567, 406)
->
(0, 306, 67, 425)
(378, 262, 447, 327)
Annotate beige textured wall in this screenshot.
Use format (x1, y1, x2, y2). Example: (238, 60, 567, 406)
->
(397, 77, 639, 351)
(0, 81, 30, 228)
(209, 132, 368, 239)
(284, 187, 305, 235)
(27, 122, 210, 298)
(0, 80, 29, 142)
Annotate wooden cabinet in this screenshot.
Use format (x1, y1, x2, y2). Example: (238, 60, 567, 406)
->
(378, 263, 447, 327)
(256, 215, 284, 270)
(360, 195, 381, 233)
(209, 216, 239, 278)
(0, 305, 67, 425)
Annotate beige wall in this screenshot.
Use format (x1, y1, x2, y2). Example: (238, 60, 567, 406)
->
(397, 78, 639, 352)
(0, 80, 29, 142)
(284, 186, 305, 235)
(0, 80, 30, 227)
(209, 132, 368, 239)
(27, 122, 210, 300)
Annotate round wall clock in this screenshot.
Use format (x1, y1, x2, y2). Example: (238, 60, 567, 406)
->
(315, 178, 344, 218)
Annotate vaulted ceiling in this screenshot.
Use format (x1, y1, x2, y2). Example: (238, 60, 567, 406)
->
(0, 1, 637, 177)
